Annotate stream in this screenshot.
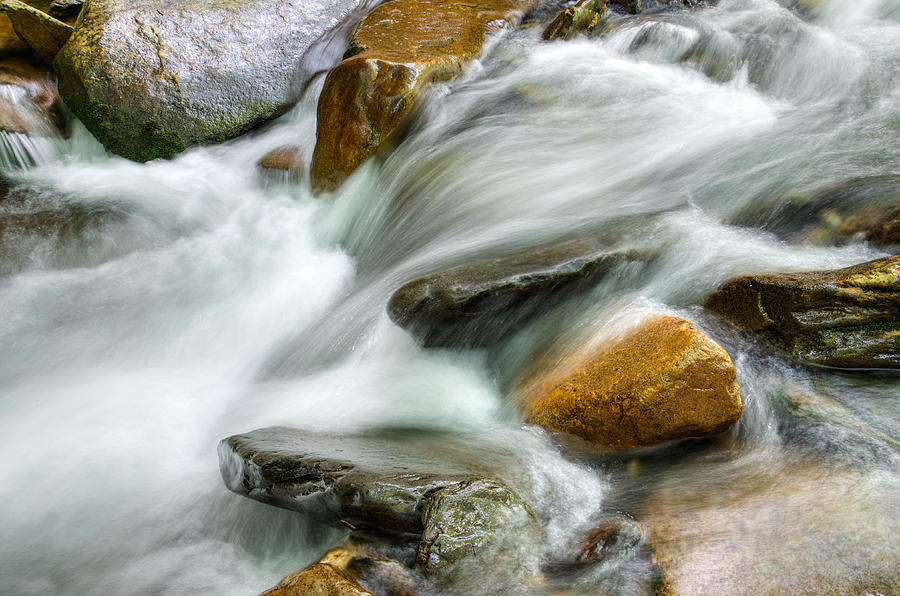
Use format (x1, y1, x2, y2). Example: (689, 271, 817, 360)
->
(0, 0, 898, 593)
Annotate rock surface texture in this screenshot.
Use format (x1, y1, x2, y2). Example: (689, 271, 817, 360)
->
(542, 0, 607, 40)
(260, 564, 374, 596)
(0, 0, 71, 64)
(388, 238, 642, 347)
(705, 256, 900, 369)
(310, 0, 537, 193)
(54, 0, 364, 161)
(520, 315, 742, 449)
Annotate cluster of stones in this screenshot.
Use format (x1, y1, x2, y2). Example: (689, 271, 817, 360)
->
(1, 0, 897, 593)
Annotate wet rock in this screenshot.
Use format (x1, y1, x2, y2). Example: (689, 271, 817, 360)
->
(520, 315, 742, 449)
(0, 56, 67, 137)
(310, 0, 538, 193)
(54, 0, 365, 162)
(0, 0, 71, 64)
(416, 479, 540, 586)
(0, 13, 28, 57)
(260, 564, 373, 596)
(543, 0, 607, 40)
(388, 238, 642, 347)
(730, 175, 900, 246)
(317, 538, 419, 596)
(259, 145, 305, 183)
(219, 427, 522, 535)
(705, 256, 900, 369)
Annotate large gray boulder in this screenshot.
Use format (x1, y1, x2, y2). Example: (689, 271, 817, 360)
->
(53, 0, 364, 161)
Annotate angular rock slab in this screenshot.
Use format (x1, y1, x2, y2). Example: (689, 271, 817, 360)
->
(705, 256, 900, 369)
(388, 238, 641, 347)
(0, 0, 71, 64)
(520, 315, 742, 449)
(310, 0, 537, 193)
(54, 0, 364, 161)
(219, 426, 523, 535)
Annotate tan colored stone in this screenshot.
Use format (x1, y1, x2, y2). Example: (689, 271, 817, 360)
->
(310, 0, 536, 193)
(260, 563, 373, 596)
(542, 0, 607, 41)
(0, 14, 28, 56)
(0, 0, 71, 64)
(259, 144, 305, 182)
(520, 315, 742, 449)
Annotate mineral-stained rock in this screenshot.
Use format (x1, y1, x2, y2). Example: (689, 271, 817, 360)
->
(520, 315, 742, 449)
(260, 564, 373, 596)
(259, 144, 305, 183)
(310, 0, 537, 193)
(388, 238, 643, 347)
(0, 0, 71, 64)
(219, 427, 523, 535)
(54, 0, 365, 162)
(705, 256, 900, 369)
(542, 0, 607, 41)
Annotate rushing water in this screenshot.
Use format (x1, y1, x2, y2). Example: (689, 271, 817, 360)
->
(1, 0, 898, 594)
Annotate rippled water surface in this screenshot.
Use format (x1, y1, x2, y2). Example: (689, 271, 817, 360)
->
(1, 0, 898, 593)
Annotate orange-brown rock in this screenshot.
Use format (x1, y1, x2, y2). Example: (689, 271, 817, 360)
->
(0, 56, 67, 136)
(543, 0, 607, 40)
(260, 563, 373, 596)
(520, 315, 742, 449)
(310, 0, 536, 193)
(835, 202, 900, 246)
(259, 144, 305, 182)
(0, 0, 72, 64)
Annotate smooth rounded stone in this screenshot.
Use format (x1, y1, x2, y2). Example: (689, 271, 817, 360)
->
(54, 0, 365, 162)
(642, 459, 900, 596)
(219, 426, 523, 535)
(310, 0, 538, 193)
(0, 0, 71, 64)
(387, 238, 642, 347)
(0, 57, 67, 136)
(729, 175, 900, 245)
(258, 144, 305, 183)
(705, 256, 900, 369)
(542, 0, 607, 40)
(260, 564, 373, 596)
(520, 315, 742, 449)
(416, 479, 541, 586)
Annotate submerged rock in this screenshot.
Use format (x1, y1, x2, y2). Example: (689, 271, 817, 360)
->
(388, 238, 643, 347)
(543, 512, 644, 580)
(310, 0, 537, 193)
(705, 256, 900, 369)
(0, 0, 71, 64)
(542, 0, 607, 41)
(258, 145, 305, 183)
(519, 315, 742, 449)
(730, 175, 900, 247)
(54, 0, 364, 162)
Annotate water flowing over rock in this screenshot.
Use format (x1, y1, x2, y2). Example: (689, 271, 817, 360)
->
(388, 238, 644, 347)
(520, 315, 742, 449)
(309, 0, 538, 193)
(53, 0, 365, 162)
(258, 144, 305, 183)
(705, 256, 900, 369)
(0, 0, 71, 64)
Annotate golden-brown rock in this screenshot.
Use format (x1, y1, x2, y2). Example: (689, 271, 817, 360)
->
(520, 315, 742, 449)
(260, 563, 373, 596)
(310, 0, 536, 193)
(835, 203, 900, 246)
(0, 0, 71, 64)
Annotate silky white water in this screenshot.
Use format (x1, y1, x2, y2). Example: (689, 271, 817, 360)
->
(1, 0, 898, 593)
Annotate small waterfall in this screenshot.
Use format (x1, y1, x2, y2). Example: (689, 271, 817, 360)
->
(0, 82, 64, 170)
